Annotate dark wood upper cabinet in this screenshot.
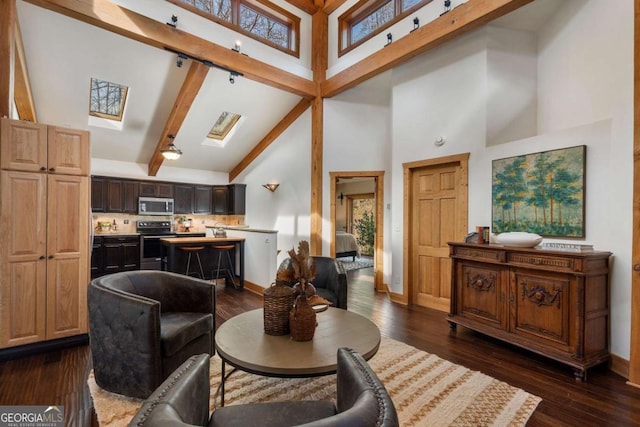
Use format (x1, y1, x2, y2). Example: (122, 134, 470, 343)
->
(174, 184, 195, 214)
(106, 179, 124, 212)
(139, 181, 174, 198)
(91, 176, 106, 212)
(194, 186, 213, 214)
(122, 180, 139, 213)
(228, 184, 246, 215)
(212, 186, 229, 215)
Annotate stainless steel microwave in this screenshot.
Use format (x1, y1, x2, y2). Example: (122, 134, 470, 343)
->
(138, 197, 174, 216)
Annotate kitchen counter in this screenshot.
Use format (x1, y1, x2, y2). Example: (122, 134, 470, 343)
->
(207, 226, 277, 234)
(94, 232, 140, 236)
(160, 237, 245, 288)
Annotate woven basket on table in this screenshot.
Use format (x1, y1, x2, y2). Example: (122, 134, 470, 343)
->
(263, 282, 295, 335)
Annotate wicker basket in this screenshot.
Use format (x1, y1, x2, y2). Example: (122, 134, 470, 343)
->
(289, 295, 317, 341)
(263, 283, 295, 335)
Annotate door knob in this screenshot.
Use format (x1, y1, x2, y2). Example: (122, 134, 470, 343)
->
(634, 264, 640, 272)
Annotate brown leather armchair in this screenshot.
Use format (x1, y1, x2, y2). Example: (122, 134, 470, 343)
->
(88, 270, 215, 399)
(128, 348, 399, 427)
(277, 256, 348, 309)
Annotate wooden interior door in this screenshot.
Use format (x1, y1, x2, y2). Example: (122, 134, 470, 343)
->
(407, 154, 468, 311)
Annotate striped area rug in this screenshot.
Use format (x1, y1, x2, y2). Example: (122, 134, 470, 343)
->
(88, 336, 541, 426)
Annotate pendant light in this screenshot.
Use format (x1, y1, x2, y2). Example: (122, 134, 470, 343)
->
(161, 135, 182, 160)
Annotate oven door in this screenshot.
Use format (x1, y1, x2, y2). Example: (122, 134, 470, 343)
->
(140, 234, 175, 270)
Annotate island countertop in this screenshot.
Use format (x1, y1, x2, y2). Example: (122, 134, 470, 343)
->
(160, 236, 245, 244)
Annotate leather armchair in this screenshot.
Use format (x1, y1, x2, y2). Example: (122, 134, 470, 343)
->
(277, 256, 348, 309)
(128, 348, 399, 427)
(88, 270, 215, 399)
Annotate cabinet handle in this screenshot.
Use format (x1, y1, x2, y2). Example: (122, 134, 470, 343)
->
(40, 166, 46, 171)
(49, 167, 55, 172)
(48, 255, 54, 259)
(39, 255, 45, 260)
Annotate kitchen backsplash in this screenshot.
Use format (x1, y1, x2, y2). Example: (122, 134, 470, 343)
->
(93, 213, 245, 234)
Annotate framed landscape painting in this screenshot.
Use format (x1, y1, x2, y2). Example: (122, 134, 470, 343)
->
(491, 145, 586, 238)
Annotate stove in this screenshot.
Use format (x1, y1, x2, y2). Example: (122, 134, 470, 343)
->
(137, 221, 175, 270)
(136, 220, 173, 235)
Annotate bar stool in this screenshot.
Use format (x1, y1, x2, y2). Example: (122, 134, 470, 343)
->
(178, 246, 205, 279)
(211, 244, 238, 288)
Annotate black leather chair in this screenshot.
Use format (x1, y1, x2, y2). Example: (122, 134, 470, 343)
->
(276, 256, 348, 309)
(88, 270, 215, 399)
(128, 348, 399, 427)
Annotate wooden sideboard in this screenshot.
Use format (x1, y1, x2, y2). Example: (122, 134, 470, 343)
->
(448, 242, 612, 381)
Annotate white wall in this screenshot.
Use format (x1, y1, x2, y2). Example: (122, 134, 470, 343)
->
(385, 0, 633, 359)
(234, 111, 312, 266)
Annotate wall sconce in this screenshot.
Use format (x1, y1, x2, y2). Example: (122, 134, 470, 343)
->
(337, 192, 345, 205)
(161, 135, 182, 160)
(262, 183, 279, 192)
(385, 33, 392, 46)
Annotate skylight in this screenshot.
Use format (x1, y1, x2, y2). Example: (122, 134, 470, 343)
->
(89, 78, 128, 121)
(208, 112, 241, 140)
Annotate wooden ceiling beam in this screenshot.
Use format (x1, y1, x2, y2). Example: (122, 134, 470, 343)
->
(323, 0, 348, 15)
(24, 0, 316, 98)
(285, 0, 318, 15)
(321, 0, 535, 98)
(0, 0, 16, 119)
(229, 98, 311, 182)
(148, 61, 209, 176)
(14, 20, 37, 122)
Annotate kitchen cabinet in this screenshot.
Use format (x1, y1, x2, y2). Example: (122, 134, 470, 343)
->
(102, 235, 140, 275)
(212, 186, 229, 214)
(228, 184, 246, 215)
(0, 119, 89, 175)
(0, 118, 90, 349)
(91, 236, 104, 278)
(448, 242, 611, 381)
(91, 176, 106, 212)
(105, 178, 139, 213)
(139, 181, 173, 198)
(174, 184, 212, 214)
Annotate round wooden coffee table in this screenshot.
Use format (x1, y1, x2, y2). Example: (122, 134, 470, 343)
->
(215, 307, 381, 405)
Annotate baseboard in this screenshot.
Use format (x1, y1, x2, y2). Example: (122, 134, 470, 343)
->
(610, 352, 630, 379)
(243, 279, 265, 296)
(386, 284, 408, 305)
(0, 334, 89, 362)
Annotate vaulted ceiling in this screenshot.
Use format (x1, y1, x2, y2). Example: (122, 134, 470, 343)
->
(4, 0, 555, 181)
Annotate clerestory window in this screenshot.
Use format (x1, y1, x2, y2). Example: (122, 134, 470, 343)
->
(169, 0, 299, 57)
(338, 0, 433, 56)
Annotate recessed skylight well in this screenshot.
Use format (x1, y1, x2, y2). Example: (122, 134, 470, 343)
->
(88, 77, 128, 130)
(203, 112, 243, 148)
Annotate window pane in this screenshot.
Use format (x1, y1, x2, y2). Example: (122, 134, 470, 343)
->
(208, 112, 241, 140)
(89, 78, 128, 121)
(239, 4, 289, 48)
(179, 0, 231, 21)
(351, 0, 394, 44)
(402, 0, 422, 11)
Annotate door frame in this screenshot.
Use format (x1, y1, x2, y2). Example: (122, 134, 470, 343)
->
(403, 153, 469, 305)
(330, 171, 384, 292)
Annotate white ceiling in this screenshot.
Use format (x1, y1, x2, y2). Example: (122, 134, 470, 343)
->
(17, 1, 302, 174)
(16, 0, 561, 176)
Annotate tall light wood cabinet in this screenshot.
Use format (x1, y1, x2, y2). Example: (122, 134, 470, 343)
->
(0, 118, 90, 349)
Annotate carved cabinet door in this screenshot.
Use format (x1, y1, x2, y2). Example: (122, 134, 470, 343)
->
(457, 261, 507, 330)
(509, 268, 572, 351)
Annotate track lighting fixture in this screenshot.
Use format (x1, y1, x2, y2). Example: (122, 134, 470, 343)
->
(232, 40, 242, 53)
(385, 33, 392, 46)
(176, 53, 188, 68)
(412, 17, 419, 32)
(229, 71, 239, 84)
(167, 15, 178, 28)
(442, 0, 451, 15)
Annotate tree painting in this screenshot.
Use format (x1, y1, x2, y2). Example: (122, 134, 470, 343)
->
(492, 146, 585, 237)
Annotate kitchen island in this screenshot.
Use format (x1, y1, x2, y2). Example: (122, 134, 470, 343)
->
(160, 236, 245, 288)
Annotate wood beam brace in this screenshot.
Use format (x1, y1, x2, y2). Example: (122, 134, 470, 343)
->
(229, 98, 311, 182)
(148, 61, 209, 176)
(321, 0, 535, 98)
(24, 0, 316, 98)
(14, 20, 37, 122)
(0, 0, 16, 118)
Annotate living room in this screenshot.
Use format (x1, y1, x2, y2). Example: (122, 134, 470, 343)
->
(1, 0, 639, 425)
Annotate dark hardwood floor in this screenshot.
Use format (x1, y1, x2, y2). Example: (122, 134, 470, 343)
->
(1, 267, 639, 426)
